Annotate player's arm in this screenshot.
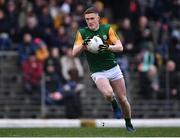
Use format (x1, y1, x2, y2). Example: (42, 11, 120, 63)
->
(72, 31, 90, 57)
(98, 27, 123, 53)
(108, 27, 123, 52)
(72, 31, 84, 57)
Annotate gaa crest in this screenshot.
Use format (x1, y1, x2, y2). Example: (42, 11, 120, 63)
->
(102, 35, 107, 41)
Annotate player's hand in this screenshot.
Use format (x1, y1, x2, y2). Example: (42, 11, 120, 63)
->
(82, 37, 91, 46)
(98, 44, 109, 53)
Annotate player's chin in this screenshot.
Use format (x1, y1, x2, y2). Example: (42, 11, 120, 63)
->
(88, 26, 95, 30)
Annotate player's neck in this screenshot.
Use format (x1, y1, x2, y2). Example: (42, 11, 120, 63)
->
(93, 24, 100, 31)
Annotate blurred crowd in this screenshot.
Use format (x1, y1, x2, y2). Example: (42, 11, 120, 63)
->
(0, 0, 180, 110)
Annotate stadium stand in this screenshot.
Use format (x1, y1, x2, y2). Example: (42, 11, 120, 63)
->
(0, 0, 179, 119)
(0, 51, 180, 118)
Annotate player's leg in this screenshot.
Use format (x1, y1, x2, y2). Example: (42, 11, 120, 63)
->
(110, 78, 130, 117)
(95, 77, 122, 119)
(110, 78, 135, 132)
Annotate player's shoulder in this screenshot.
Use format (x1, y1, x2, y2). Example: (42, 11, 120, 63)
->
(100, 24, 111, 30)
(78, 27, 89, 33)
(78, 27, 89, 38)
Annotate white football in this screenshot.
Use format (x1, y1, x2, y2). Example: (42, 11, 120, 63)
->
(87, 36, 103, 53)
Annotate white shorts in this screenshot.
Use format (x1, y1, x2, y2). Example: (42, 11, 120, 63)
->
(91, 65, 123, 83)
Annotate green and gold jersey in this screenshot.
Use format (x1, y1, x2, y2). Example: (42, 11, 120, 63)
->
(74, 24, 120, 73)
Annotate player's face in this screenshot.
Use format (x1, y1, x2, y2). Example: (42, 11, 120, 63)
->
(84, 13, 100, 31)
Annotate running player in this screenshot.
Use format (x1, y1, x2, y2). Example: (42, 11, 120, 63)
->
(72, 7, 135, 132)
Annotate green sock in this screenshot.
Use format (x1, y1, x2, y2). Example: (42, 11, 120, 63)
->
(111, 98, 119, 110)
(125, 118, 132, 125)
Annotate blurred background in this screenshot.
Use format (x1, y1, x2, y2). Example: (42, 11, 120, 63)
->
(0, 0, 179, 119)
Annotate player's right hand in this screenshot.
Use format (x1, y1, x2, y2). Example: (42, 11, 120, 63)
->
(98, 44, 109, 53)
(82, 37, 91, 46)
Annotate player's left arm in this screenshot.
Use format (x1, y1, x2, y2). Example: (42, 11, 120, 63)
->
(107, 27, 123, 52)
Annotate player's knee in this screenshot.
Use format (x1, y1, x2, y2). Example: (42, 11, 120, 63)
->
(104, 92, 113, 101)
(119, 96, 128, 103)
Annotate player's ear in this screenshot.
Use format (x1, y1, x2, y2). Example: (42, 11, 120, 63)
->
(97, 15, 100, 22)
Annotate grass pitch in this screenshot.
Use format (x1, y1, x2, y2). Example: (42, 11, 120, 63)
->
(0, 127, 180, 137)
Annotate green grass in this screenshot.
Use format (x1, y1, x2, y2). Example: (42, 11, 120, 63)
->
(0, 127, 180, 137)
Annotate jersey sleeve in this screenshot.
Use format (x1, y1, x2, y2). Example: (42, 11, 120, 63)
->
(108, 27, 120, 44)
(74, 31, 83, 46)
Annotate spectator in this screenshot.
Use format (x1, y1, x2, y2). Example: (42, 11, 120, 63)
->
(60, 0, 73, 15)
(22, 52, 43, 93)
(45, 64, 64, 105)
(63, 74, 83, 118)
(6, 0, 19, 42)
(148, 65, 161, 98)
(129, 0, 141, 23)
(63, 65, 84, 118)
(137, 44, 155, 73)
(33, 0, 47, 17)
(19, 15, 43, 41)
(44, 47, 65, 83)
(33, 38, 49, 62)
(61, 48, 84, 82)
(62, 14, 72, 28)
(17, 33, 37, 64)
(60, 47, 85, 118)
(118, 18, 135, 56)
(159, 60, 180, 99)
(169, 23, 180, 70)
(139, 65, 160, 99)
(0, 33, 12, 50)
(0, 9, 10, 35)
(137, 45, 156, 99)
(38, 5, 53, 29)
(54, 25, 71, 52)
(41, 27, 57, 48)
(18, 2, 34, 29)
(134, 16, 153, 54)
(49, 0, 60, 19)
(72, 3, 85, 27)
